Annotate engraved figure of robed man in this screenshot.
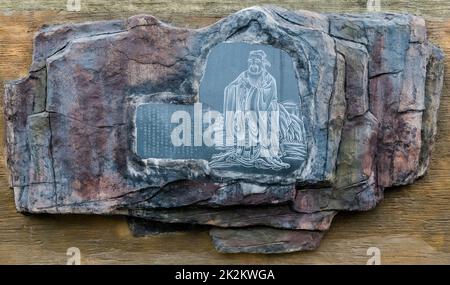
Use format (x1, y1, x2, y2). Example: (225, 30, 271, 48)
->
(210, 50, 307, 171)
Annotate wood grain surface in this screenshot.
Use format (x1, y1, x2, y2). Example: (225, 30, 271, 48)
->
(0, 0, 449, 264)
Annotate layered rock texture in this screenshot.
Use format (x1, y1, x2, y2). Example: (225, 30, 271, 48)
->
(4, 6, 444, 253)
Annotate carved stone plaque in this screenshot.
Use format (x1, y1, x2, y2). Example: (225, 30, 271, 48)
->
(134, 43, 306, 176)
(4, 6, 444, 253)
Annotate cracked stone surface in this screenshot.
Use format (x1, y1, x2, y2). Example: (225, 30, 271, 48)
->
(3, 6, 444, 254)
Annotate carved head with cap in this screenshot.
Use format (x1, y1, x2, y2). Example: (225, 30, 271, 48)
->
(247, 50, 271, 76)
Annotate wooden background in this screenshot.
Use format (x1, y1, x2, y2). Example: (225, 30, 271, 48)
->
(0, 0, 449, 264)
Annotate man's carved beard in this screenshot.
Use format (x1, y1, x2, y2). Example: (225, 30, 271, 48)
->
(248, 65, 263, 76)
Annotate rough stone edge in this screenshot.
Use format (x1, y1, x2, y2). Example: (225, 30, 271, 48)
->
(417, 46, 445, 177)
(210, 227, 325, 254)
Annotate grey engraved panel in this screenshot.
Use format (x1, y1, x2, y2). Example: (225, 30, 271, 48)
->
(135, 103, 214, 160)
(135, 43, 307, 175)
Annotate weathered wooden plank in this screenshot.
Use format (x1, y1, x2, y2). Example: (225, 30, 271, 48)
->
(0, 0, 449, 264)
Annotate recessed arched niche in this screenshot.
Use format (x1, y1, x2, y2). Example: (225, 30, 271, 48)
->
(199, 42, 307, 175)
(133, 42, 309, 177)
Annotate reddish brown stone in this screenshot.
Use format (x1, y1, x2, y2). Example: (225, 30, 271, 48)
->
(128, 206, 337, 231)
(210, 227, 324, 254)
